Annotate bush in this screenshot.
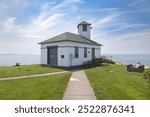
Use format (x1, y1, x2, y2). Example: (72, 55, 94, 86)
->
(101, 56, 115, 64)
(15, 63, 20, 66)
(144, 70, 150, 79)
(143, 70, 150, 87)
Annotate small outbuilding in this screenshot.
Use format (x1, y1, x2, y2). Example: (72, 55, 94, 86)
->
(39, 21, 102, 68)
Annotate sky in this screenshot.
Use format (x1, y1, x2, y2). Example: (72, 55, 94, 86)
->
(0, 0, 150, 54)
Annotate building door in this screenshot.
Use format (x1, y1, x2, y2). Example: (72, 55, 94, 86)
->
(92, 48, 95, 59)
(47, 46, 58, 66)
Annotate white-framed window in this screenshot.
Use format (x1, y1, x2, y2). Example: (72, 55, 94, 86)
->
(84, 47, 87, 58)
(75, 47, 79, 58)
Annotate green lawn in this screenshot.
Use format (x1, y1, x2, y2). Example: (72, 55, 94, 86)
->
(0, 73, 71, 100)
(0, 64, 64, 78)
(85, 64, 150, 100)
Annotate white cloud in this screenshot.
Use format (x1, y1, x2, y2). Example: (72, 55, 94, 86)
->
(50, 0, 83, 12)
(130, 0, 150, 12)
(92, 15, 118, 29)
(88, 8, 150, 54)
(0, 42, 40, 54)
(0, 0, 149, 54)
(3, 17, 16, 31)
(130, 0, 145, 6)
(64, 0, 83, 3)
(20, 13, 65, 37)
(0, 0, 82, 37)
(0, 0, 84, 54)
(0, 0, 31, 18)
(94, 29, 150, 54)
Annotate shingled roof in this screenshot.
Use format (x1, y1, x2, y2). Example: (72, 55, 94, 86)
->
(77, 21, 91, 28)
(39, 32, 102, 46)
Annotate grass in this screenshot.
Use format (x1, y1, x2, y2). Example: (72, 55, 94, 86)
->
(85, 64, 150, 100)
(0, 73, 71, 100)
(0, 64, 64, 78)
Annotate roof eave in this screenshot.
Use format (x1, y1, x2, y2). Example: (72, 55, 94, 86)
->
(39, 40, 102, 46)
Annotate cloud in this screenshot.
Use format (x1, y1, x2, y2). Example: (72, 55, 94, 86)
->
(94, 26, 150, 54)
(130, 0, 150, 12)
(20, 13, 65, 37)
(0, 42, 40, 54)
(0, 0, 83, 36)
(18, 0, 84, 38)
(92, 15, 117, 28)
(0, 0, 84, 54)
(3, 17, 17, 31)
(88, 7, 150, 54)
(0, 0, 31, 19)
(130, 0, 146, 6)
(102, 31, 150, 54)
(64, 0, 83, 3)
(49, 0, 83, 13)
(0, 0, 149, 54)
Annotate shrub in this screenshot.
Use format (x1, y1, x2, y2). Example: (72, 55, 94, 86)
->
(143, 70, 150, 87)
(15, 63, 20, 66)
(101, 56, 115, 64)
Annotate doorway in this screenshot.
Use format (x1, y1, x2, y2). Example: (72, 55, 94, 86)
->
(47, 46, 58, 66)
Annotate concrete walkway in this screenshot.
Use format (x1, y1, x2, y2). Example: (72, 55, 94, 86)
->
(63, 69, 96, 100)
(0, 71, 69, 81)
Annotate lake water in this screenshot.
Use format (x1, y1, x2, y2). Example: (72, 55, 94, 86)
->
(103, 54, 150, 67)
(0, 54, 150, 67)
(0, 55, 40, 66)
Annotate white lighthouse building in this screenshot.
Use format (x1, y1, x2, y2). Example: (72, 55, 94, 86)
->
(39, 21, 102, 67)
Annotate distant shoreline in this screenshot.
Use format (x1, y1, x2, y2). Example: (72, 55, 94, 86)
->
(0, 54, 150, 67)
(115, 62, 150, 69)
(0, 55, 40, 66)
(102, 54, 150, 67)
